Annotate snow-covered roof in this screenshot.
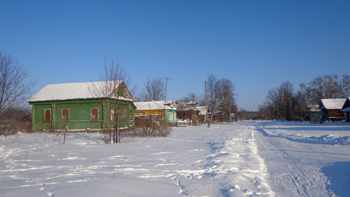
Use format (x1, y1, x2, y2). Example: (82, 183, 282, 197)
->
(320, 98, 346, 110)
(175, 101, 198, 111)
(308, 105, 321, 112)
(28, 81, 132, 102)
(134, 101, 176, 111)
(196, 106, 208, 115)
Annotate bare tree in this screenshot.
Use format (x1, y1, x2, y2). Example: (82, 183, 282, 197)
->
(0, 52, 34, 119)
(216, 78, 236, 122)
(204, 74, 237, 122)
(180, 93, 197, 102)
(266, 81, 294, 120)
(206, 74, 219, 121)
(279, 81, 294, 120)
(264, 81, 307, 121)
(141, 77, 165, 101)
(91, 59, 133, 143)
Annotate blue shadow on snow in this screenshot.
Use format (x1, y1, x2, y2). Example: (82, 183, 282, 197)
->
(321, 162, 350, 197)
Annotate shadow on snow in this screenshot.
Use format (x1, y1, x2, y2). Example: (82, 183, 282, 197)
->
(321, 161, 350, 197)
(255, 125, 350, 145)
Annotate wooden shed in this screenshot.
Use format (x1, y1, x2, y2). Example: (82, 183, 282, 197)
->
(28, 81, 136, 132)
(319, 98, 346, 122)
(308, 105, 321, 123)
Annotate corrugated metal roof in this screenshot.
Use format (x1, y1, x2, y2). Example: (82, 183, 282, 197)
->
(134, 101, 175, 110)
(28, 81, 127, 102)
(320, 98, 346, 110)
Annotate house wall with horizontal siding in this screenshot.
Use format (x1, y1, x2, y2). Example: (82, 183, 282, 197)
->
(30, 99, 135, 131)
(135, 109, 177, 122)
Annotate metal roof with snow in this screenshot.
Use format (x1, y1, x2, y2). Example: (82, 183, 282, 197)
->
(134, 101, 175, 111)
(320, 98, 346, 110)
(28, 81, 132, 102)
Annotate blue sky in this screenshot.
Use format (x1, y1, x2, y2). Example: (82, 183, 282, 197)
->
(1, 0, 349, 111)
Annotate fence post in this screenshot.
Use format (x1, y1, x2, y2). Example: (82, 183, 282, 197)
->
(64, 125, 68, 144)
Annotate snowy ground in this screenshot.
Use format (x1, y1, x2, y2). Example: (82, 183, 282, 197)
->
(0, 121, 349, 197)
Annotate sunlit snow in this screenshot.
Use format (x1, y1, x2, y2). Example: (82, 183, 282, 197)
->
(0, 121, 349, 196)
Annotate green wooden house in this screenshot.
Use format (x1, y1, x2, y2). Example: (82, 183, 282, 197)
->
(28, 81, 136, 132)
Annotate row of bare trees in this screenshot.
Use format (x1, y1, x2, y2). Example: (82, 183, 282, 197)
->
(259, 74, 350, 121)
(300, 74, 350, 105)
(206, 74, 237, 122)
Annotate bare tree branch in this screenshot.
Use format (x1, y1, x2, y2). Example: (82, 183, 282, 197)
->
(141, 77, 165, 101)
(90, 59, 133, 143)
(0, 52, 34, 117)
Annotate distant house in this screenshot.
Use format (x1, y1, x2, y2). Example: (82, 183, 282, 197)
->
(28, 81, 136, 131)
(308, 105, 321, 123)
(134, 101, 177, 123)
(319, 98, 346, 122)
(341, 97, 350, 122)
(176, 101, 199, 121)
(196, 106, 208, 123)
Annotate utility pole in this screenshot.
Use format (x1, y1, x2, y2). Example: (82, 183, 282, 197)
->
(228, 98, 231, 123)
(163, 77, 170, 120)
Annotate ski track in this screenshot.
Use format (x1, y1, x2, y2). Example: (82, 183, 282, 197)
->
(254, 124, 331, 197)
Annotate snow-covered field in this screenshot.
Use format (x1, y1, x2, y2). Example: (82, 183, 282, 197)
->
(0, 121, 349, 197)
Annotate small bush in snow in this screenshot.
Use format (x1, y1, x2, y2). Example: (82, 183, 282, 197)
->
(133, 117, 171, 137)
(0, 108, 32, 136)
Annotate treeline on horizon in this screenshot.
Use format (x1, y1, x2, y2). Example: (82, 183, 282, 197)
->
(239, 74, 350, 121)
(173, 73, 350, 122)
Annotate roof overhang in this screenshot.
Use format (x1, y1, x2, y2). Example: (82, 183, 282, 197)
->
(341, 107, 350, 112)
